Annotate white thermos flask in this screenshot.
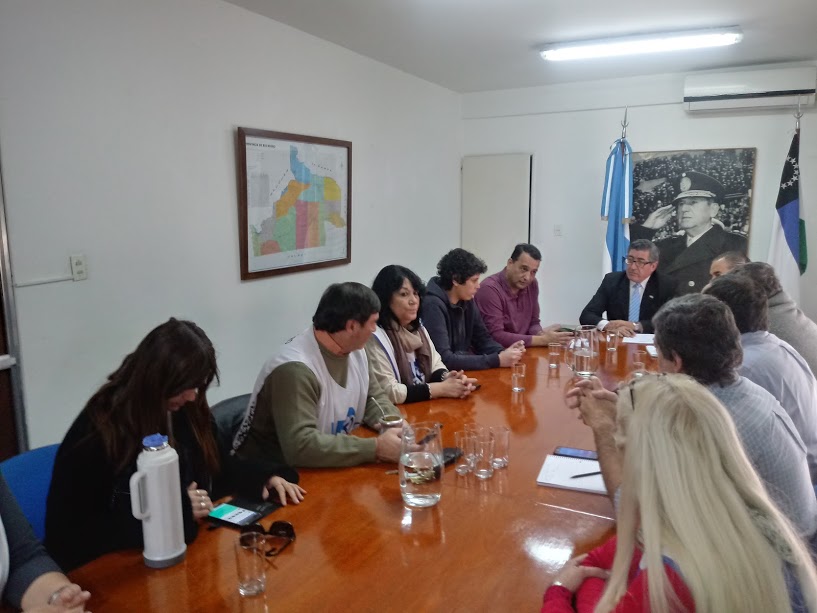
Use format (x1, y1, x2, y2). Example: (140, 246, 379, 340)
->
(129, 433, 187, 568)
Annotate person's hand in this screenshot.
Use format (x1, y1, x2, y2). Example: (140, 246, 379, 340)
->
(431, 376, 472, 399)
(640, 203, 673, 230)
(565, 377, 617, 430)
(25, 605, 90, 613)
(262, 476, 307, 506)
(537, 324, 573, 345)
(605, 320, 636, 337)
(499, 342, 525, 367)
(446, 370, 478, 389)
(549, 553, 609, 593)
(47, 584, 91, 611)
(187, 482, 213, 519)
(375, 427, 403, 463)
(26, 584, 92, 613)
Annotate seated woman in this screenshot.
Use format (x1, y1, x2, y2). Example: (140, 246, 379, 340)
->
(366, 265, 477, 404)
(1, 473, 90, 612)
(543, 373, 817, 612)
(45, 318, 305, 571)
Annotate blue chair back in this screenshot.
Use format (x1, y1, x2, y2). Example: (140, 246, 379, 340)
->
(0, 444, 60, 541)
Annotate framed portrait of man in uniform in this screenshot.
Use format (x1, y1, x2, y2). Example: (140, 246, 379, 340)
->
(629, 148, 756, 294)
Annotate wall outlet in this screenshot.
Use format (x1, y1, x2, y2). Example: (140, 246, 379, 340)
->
(553, 224, 563, 237)
(70, 254, 88, 281)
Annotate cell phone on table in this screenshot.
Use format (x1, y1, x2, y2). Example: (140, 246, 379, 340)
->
(554, 446, 599, 461)
(443, 447, 462, 466)
(208, 497, 279, 529)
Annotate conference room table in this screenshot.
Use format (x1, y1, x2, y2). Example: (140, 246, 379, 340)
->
(68, 340, 652, 612)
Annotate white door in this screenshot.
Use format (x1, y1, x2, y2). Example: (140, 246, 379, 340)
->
(461, 154, 532, 274)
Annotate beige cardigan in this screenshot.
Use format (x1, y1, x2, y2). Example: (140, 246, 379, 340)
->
(364, 326, 447, 404)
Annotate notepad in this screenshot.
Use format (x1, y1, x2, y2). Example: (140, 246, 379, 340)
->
(536, 454, 607, 495)
(621, 334, 655, 345)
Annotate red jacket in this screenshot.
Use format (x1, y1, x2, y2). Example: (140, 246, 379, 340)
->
(542, 537, 694, 612)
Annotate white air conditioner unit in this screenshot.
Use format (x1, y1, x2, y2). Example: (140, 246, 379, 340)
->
(683, 66, 817, 112)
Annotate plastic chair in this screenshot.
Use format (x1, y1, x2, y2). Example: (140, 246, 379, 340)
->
(0, 444, 60, 541)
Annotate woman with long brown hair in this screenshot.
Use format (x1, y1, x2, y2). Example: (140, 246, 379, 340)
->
(45, 318, 304, 570)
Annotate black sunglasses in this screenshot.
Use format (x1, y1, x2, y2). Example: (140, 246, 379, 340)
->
(240, 521, 296, 557)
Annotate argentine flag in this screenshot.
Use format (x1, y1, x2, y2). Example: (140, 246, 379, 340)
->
(601, 138, 632, 274)
(768, 130, 807, 302)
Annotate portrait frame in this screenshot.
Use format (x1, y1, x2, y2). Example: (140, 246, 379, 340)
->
(236, 127, 352, 280)
(631, 147, 756, 242)
(629, 147, 757, 292)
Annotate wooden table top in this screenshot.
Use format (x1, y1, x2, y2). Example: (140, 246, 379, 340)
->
(70, 340, 653, 612)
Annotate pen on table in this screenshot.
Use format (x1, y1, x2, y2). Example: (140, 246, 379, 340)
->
(571, 470, 602, 479)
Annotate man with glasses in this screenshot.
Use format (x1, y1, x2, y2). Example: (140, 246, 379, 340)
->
(568, 294, 817, 541)
(580, 239, 677, 336)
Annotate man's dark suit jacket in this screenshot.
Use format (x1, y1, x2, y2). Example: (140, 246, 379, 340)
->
(630, 224, 747, 294)
(580, 271, 678, 333)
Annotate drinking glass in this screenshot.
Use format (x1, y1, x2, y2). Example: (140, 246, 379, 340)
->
(235, 532, 266, 597)
(632, 350, 647, 377)
(511, 363, 526, 391)
(473, 434, 495, 480)
(454, 430, 475, 475)
(605, 330, 619, 351)
(548, 342, 561, 368)
(490, 426, 510, 469)
(399, 422, 443, 507)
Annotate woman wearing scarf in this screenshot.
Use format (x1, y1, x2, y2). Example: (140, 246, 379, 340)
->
(366, 265, 477, 404)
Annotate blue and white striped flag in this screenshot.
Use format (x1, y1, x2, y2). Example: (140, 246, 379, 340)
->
(600, 138, 633, 274)
(768, 129, 807, 302)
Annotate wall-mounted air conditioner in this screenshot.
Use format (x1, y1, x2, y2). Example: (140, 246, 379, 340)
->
(683, 66, 816, 112)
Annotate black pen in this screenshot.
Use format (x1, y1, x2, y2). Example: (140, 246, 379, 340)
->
(571, 470, 602, 479)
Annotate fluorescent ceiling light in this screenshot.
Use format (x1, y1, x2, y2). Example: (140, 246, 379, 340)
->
(540, 28, 743, 62)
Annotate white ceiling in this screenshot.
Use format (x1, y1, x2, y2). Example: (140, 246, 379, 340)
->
(226, 0, 817, 93)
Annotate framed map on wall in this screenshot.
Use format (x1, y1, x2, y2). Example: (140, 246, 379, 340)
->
(236, 128, 352, 280)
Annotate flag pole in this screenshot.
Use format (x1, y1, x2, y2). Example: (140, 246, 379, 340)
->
(795, 96, 803, 132)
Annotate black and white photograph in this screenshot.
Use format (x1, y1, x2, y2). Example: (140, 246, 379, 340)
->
(629, 148, 757, 293)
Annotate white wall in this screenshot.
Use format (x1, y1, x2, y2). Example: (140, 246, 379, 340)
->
(462, 68, 817, 326)
(0, 0, 461, 447)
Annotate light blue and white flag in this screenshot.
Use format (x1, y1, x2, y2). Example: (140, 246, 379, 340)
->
(600, 138, 633, 274)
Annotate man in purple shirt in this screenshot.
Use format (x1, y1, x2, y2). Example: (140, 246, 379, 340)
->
(474, 244, 572, 348)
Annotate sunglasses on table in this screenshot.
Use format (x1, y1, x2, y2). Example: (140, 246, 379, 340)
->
(240, 521, 296, 556)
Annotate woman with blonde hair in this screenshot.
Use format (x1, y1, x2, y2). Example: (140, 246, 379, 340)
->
(543, 373, 817, 612)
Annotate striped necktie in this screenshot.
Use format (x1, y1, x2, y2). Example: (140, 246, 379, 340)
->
(629, 282, 642, 323)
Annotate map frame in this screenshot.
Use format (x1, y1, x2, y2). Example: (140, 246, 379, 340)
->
(236, 127, 352, 280)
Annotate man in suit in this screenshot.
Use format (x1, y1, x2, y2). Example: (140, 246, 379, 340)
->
(630, 170, 748, 294)
(580, 239, 677, 335)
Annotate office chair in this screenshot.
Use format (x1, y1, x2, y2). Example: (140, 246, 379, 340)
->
(0, 443, 60, 541)
(211, 393, 251, 454)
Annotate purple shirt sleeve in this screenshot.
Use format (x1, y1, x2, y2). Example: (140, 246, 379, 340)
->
(474, 273, 540, 348)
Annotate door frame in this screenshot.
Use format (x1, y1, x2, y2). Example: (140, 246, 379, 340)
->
(0, 156, 28, 452)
